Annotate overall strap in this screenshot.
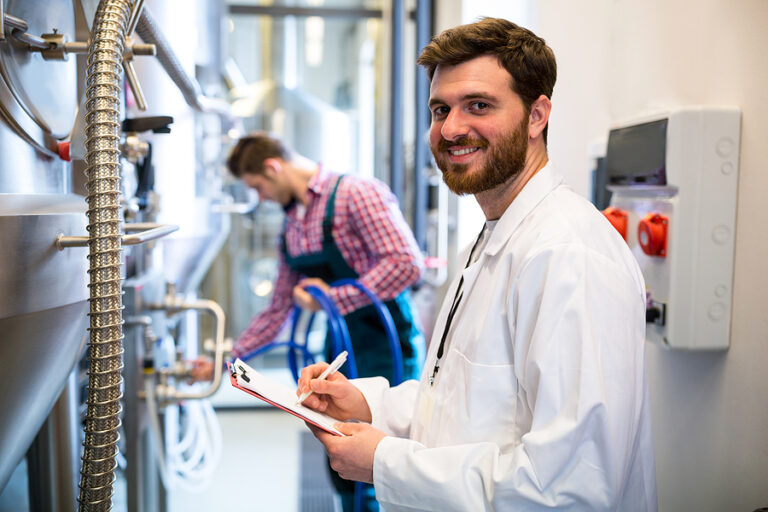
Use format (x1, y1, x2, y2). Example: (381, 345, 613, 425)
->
(322, 175, 345, 242)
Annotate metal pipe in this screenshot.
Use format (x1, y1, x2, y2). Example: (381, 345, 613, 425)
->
(78, 0, 132, 509)
(56, 222, 179, 249)
(2, 12, 48, 49)
(413, 0, 432, 250)
(389, 0, 405, 202)
(125, 0, 145, 37)
(1, 0, 5, 41)
(148, 297, 226, 401)
(134, 8, 198, 111)
(123, 59, 147, 110)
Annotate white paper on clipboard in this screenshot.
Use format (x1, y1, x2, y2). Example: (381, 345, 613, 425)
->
(230, 358, 345, 436)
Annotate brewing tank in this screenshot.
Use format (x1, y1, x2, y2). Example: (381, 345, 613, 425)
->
(0, 0, 88, 491)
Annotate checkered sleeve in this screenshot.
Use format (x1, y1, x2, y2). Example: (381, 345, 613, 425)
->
(328, 177, 424, 315)
(232, 237, 300, 359)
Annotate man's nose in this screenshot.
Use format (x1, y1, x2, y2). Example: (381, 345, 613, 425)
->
(440, 110, 469, 142)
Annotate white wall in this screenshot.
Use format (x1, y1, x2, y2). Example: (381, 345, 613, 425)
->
(538, 1, 768, 510)
(435, 0, 768, 509)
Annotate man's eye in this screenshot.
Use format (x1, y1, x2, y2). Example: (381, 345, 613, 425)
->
(472, 102, 489, 111)
(432, 106, 448, 118)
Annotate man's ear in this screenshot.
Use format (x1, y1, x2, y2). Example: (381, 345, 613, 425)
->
(528, 95, 552, 140)
(263, 157, 283, 177)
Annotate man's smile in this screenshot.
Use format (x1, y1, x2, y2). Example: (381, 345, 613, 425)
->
(449, 147, 480, 157)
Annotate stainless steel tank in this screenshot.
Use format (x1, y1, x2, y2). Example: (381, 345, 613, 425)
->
(0, 0, 87, 492)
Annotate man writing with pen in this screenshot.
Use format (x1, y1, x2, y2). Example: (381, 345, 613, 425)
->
(295, 351, 347, 406)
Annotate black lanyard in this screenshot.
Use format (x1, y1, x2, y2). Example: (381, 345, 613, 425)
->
(429, 225, 487, 386)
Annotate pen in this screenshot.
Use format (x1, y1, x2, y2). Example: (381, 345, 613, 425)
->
(296, 350, 348, 405)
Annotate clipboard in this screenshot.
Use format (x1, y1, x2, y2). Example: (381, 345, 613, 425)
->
(228, 359, 344, 436)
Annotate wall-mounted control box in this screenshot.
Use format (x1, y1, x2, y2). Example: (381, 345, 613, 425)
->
(604, 106, 740, 350)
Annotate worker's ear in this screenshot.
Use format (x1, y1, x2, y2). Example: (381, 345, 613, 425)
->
(262, 157, 283, 177)
(527, 94, 551, 141)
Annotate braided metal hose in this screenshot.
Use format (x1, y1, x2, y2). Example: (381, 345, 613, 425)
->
(78, 0, 132, 509)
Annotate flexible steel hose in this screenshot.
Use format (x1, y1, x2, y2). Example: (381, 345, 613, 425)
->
(78, 0, 131, 509)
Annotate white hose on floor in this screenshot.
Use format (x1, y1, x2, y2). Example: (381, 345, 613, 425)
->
(164, 393, 223, 492)
(145, 380, 223, 492)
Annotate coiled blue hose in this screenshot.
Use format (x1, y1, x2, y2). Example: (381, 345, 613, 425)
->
(331, 279, 404, 386)
(302, 285, 358, 379)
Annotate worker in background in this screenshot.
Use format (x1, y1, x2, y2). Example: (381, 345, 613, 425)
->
(298, 17, 657, 511)
(190, 132, 425, 511)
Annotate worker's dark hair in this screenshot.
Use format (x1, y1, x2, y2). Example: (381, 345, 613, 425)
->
(417, 17, 557, 143)
(227, 132, 293, 178)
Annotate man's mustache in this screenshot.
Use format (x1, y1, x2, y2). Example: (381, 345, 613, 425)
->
(436, 136, 489, 152)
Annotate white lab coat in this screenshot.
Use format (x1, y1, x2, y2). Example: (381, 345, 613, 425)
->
(354, 163, 657, 511)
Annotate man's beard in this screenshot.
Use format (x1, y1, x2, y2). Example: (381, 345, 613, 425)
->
(431, 119, 528, 195)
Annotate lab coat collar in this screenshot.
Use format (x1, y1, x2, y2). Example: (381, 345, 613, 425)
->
(483, 162, 563, 258)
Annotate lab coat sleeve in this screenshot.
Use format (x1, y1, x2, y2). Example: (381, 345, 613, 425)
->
(353, 377, 420, 438)
(372, 243, 648, 511)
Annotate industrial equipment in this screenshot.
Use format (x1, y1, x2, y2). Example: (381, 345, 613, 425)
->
(1, 0, 234, 510)
(603, 106, 741, 350)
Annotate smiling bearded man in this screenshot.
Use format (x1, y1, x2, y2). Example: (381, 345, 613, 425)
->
(432, 114, 529, 195)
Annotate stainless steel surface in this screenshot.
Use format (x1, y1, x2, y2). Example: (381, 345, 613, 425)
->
(26, 370, 81, 512)
(123, 278, 165, 512)
(56, 221, 179, 248)
(0, 1, 78, 144)
(0, 194, 88, 318)
(0, 0, 5, 41)
(0, 301, 88, 493)
(78, 0, 131, 508)
(0, 0, 85, 495)
(160, 201, 229, 294)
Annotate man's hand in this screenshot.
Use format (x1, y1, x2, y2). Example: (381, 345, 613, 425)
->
(188, 355, 214, 382)
(292, 278, 331, 312)
(309, 422, 386, 484)
(297, 362, 372, 422)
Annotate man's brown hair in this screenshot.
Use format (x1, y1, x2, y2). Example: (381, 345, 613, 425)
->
(417, 17, 557, 142)
(227, 132, 292, 178)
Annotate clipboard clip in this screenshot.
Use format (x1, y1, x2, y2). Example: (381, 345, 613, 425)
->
(236, 364, 250, 383)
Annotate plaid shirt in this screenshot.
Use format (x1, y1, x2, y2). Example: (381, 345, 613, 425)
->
(233, 170, 423, 358)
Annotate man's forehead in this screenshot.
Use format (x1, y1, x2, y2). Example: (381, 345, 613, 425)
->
(429, 57, 513, 101)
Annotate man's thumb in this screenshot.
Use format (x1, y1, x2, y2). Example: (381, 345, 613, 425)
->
(334, 421, 364, 436)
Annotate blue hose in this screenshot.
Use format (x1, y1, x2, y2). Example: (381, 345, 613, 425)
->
(303, 285, 358, 379)
(332, 279, 404, 386)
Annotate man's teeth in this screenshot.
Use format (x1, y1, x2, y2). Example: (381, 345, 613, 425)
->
(450, 147, 478, 156)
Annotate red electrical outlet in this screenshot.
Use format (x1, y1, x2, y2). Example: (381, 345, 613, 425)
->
(638, 212, 668, 257)
(603, 206, 629, 241)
